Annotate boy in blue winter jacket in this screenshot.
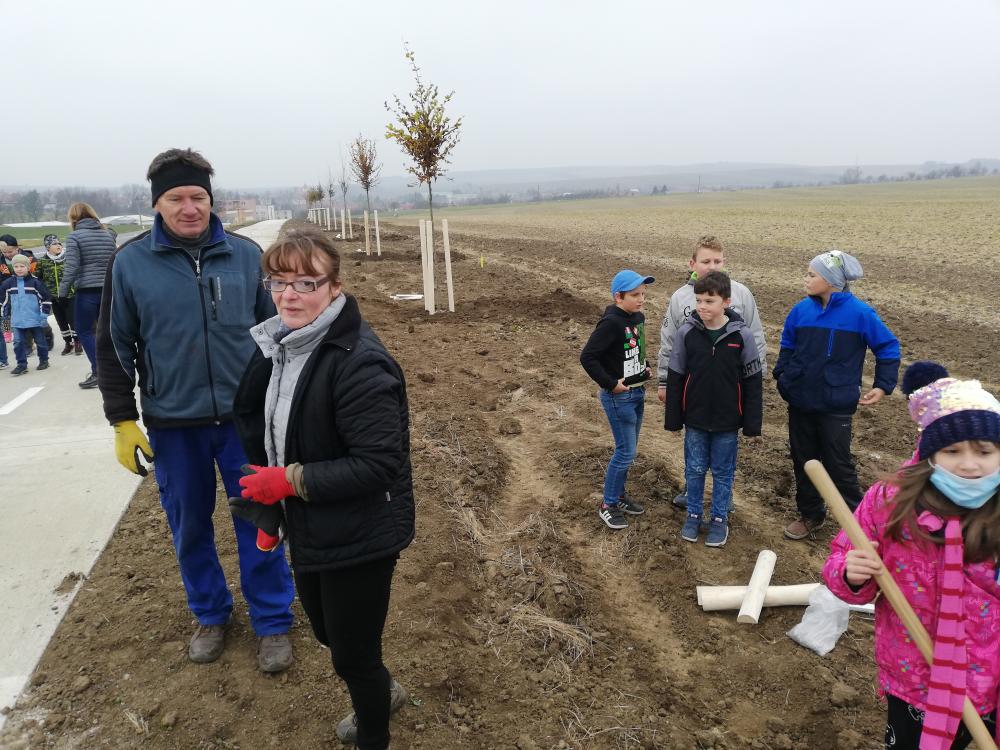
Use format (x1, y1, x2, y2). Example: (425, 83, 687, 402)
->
(1, 254, 52, 375)
(665, 271, 763, 547)
(773, 250, 900, 540)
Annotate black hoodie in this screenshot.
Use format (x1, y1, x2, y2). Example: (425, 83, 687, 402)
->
(580, 304, 648, 391)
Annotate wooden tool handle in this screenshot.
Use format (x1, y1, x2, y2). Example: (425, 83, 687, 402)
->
(804, 460, 996, 750)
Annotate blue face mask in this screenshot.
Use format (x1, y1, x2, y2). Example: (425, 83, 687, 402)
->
(929, 463, 1000, 509)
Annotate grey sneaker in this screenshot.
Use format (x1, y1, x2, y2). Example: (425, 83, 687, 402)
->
(336, 680, 409, 743)
(188, 622, 228, 663)
(672, 491, 687, 509)
(257, 633, 293, 673)
(619, 494, 645, 515)
(680, 513, 701, 543)
(598, 503, 628, 530)
(705, 517, 729, 547)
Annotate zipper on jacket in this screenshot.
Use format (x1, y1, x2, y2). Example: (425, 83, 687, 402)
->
(193, 256, 220, 420)
(827, 329, 835, 358)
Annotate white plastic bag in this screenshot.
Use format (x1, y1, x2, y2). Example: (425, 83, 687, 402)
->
(787, 584, 851, 656)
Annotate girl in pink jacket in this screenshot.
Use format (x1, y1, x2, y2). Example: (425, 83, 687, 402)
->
(823, 377, 1000, 750)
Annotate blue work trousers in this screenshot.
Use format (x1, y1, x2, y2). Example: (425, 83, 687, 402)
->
(148, 422, 295, 635)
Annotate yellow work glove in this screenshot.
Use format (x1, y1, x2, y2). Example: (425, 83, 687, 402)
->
(113, 420, 154, 476)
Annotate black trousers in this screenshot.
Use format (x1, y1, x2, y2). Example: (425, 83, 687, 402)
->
(885, 694, 996, 749)
(787, 406, 862, 520)
(294, 555, 397, 750)
(51, 297, 76, 342)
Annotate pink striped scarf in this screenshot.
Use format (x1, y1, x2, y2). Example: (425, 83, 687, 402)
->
(919, 516, 967, 749)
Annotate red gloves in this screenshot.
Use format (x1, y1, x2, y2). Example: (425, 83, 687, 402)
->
(257, 529, 281, 552)
(239, 464, 294, 505)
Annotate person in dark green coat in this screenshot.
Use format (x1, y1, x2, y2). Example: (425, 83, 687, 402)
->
(35, 235, 80, 355)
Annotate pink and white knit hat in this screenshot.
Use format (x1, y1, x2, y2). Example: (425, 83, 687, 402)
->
(908, 378, 1000, 460)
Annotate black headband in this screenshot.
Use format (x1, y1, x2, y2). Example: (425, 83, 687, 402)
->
(150, 162, 214, 207)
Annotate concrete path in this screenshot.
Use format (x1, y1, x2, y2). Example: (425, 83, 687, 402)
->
(0, 219, 285, 728)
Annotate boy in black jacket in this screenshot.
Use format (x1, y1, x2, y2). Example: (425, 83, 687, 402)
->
(665, 271, 762, 547)
(580, 269, 655, 530)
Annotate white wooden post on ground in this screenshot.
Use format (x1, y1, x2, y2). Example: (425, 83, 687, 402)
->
(325, 207, 331, 231)
(737, 550, 778, 625)
(442, 219, 455, 313)
(363, 210, 371, 256)
(696, 583, 819, 612)
(374, 210, 381, 256)
(347, 208, 354, 239)
(340, 209, 346, 238)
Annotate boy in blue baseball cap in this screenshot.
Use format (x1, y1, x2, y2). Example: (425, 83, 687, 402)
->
(580, 269, 655, 530)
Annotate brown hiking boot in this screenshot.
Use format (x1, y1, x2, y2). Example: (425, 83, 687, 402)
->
(257, 633, 293, 673)
(784, 516, 827, 541)
(188, 622, 228, 663)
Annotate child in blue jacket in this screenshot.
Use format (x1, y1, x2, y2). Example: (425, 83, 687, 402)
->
(772, 250, 900, 540)
(1, 254, 53, 375)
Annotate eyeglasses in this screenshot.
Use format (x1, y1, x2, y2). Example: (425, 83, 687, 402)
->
(263, 277, 330, 293)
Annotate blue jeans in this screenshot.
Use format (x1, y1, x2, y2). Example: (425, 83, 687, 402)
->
(74, 288, 102, 374)
(13, 326, 49, 366)
(684, 427, 739, 520)
(599, 387, 645, 505)
(148, 422, 295, 635)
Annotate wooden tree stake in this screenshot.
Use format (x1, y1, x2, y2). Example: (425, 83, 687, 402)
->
(442, 219, 455, 313)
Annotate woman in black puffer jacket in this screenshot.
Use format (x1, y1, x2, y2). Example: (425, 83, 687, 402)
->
(60, 202, 116, 389)
(232, 227, 414, 750)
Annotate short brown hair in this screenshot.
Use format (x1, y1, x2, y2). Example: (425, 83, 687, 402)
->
(692, 234, 724, 259)
(262, 227, 341, 283)
(693, 270, 731, 299)
(67, 201, 100, 228)
(146, 148, 215, 181)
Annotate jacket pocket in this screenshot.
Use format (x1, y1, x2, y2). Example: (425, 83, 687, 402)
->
(776, 365, 803, 403)
(823, 365, 860, 411)
(210, 271, 252, 329)
(143, 348, 156, 396)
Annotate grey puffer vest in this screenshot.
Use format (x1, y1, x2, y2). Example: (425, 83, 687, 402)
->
(61, 218, 116, 294)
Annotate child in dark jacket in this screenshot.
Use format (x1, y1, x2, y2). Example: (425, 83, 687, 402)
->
(580, 269, 655, 531)
(1, 254, 53, 374)
(36, 234, 79, 355)
(665, 271, 763, 547)
(773, 250, 900, 540)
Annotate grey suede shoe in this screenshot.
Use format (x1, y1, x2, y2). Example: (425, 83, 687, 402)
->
(188, 622, 228, 663)
(336, 680, 409, 744)
(257, 633, 293, 673)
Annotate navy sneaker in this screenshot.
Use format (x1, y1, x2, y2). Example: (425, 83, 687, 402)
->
(705, 517, 729, 547)
(0, 361, 8, 369)
(619, 494, 645, 515)
(37, 361, 49, 371)
(672, 491, 687, 509)
(680, 513, 701, 543)
(11, 364, 27, 376)
(598, 503, 628, 530)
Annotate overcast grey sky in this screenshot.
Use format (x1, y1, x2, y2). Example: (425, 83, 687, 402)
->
(4, 0, 999, 187)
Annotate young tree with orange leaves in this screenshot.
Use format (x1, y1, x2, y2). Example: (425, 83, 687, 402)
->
(385, 45, 462, 228)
